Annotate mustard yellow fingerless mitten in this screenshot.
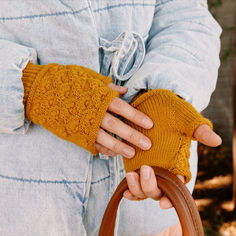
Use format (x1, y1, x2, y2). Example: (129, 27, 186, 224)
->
(22, 62, 119, 154)
(122, 89, 212, 183)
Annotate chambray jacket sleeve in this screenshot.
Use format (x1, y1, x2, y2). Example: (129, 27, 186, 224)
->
(122, 0, 222, 112)
(0, 39, 37, 134)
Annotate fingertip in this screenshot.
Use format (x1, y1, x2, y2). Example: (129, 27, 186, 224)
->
(123, 190, 132, 198)
(214, 134, 222, 147)
(159, 196, 173, 209)
(125, 171, 139, 182)
(194, 124, 222, 147)
(126, 171, 137, 177)
(119, 86, 128, 94)
(107, 83, 127, 93)
(140, 165, 153, 178)
(208, 129, 222, 147)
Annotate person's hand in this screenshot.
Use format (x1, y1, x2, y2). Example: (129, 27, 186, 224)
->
(123, 123, 222, 209)
(94, 83, 154, 158)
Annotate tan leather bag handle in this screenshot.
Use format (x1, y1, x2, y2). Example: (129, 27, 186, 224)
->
(99, 166, 204, 236)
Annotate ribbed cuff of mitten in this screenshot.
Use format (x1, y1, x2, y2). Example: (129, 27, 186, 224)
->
(22, 62, 44, 106)
(122, 89, 213, 183)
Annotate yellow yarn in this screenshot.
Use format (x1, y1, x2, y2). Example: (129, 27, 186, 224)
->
(22, 63, 212, 184)
(22, 62, 119, 154)
(122, 89, 213, 183)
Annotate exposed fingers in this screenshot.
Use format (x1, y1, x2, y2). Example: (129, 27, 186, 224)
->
(96, 128, 135, 159)
(101, 112, 152, 151)
(159, 196, 173, 209)
(108, 97, 153, 129)
(125, 172, 146, 199)
(107, 83, 128, 94)
(193, 124, 222, 147)
(140, 165, 162, 201)
(123, 190, 139, 200)
(94, 143, 117, 156)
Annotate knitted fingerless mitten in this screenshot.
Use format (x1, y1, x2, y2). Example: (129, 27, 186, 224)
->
(22, 62, 119, 155)
(122, 89, 212, 183)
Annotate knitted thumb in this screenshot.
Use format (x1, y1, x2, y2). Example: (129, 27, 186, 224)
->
(122, 89, 212, 183)
(22, 62, 119, 155)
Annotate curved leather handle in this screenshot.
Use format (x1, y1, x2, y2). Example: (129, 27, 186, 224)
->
(99, 166, 204, 236)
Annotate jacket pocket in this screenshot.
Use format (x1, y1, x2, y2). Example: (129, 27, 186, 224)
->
(99, 31, 147, 86)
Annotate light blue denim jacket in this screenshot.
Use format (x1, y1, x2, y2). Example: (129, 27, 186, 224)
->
(0, 0, 221, 234)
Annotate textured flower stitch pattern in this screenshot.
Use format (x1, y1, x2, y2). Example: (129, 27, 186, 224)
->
(23, 63, 119, 155)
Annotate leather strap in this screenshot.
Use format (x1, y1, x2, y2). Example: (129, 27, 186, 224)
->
(99, 166, 204, 236)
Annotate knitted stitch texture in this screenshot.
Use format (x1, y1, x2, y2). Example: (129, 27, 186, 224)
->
(122, 89, 213, 183)
(22, 62, 119, 155)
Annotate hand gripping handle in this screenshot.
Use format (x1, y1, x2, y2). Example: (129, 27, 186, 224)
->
(99, 166, 204, 236)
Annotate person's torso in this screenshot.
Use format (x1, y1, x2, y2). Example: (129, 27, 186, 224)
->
(0, 0, 156, 182)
